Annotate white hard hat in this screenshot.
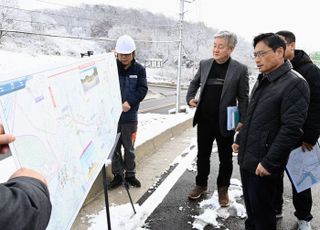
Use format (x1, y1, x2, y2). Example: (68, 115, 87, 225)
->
(115, 35, 136, 54)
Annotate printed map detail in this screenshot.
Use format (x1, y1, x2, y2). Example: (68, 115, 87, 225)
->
(0, 53, 122, 230)
(286, 142, 320, 193)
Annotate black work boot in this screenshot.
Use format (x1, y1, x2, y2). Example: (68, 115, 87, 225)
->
(125, 176, 141, 187)
(108, 175, 123, 189)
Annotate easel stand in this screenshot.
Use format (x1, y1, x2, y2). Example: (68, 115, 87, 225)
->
(101, 133, 137, 230)
(118, 152, 136, 214)
(102, 166, 112, 230)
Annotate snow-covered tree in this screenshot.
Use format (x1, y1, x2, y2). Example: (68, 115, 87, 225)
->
(0, 0, 18, 42)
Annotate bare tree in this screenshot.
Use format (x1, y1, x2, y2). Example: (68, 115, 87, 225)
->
(0, 0, 18, 42)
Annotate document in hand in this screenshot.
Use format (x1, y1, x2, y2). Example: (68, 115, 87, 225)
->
(286, 142, 320, 193)
(227, 106, 239, 131)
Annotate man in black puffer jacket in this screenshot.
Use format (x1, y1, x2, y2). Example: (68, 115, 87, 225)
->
(232, 33, 310, 230)
(273, 30, 320, 229)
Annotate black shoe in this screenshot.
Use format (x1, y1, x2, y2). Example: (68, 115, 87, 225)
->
(108, 175, 123, 189)
(125, 177, 141, 187)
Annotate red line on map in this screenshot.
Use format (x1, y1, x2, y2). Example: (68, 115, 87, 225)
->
(79, 61, 96, 70)
(48, 86, 56, 108)
(47, 66, 79, 78)
(80, 140, 93, 158)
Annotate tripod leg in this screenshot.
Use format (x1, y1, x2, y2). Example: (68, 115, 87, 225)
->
(102, 165, 112, 229)
(118, 152, 137, 214)
(124, 180, 137, 214)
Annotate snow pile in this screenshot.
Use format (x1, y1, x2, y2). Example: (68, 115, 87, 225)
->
(192, 178, 246, 230)
(86, 141, 198, 230)
(87, 203, 148, 230)
(86, 143, 246, 230)
(136, 110, 194, 146)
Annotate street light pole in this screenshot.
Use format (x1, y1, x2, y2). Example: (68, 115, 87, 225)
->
(176, 0, 184, 113)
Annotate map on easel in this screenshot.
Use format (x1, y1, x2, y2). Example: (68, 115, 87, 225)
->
(0, 53, 122, 230)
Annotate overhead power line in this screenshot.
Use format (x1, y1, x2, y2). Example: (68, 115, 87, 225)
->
(0, 29, 178, 43)
(3, 17, 177, 37)
(34, 0, 83, 9)
(0, 28, 109, 41)
(4, 17, 93, 30)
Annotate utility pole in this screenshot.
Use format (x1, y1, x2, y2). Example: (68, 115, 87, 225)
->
(176, 0, 184, 113)
(176, 0, 194, 113)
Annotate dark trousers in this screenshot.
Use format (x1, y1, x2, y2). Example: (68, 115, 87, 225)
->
(196, 119, 234, 187)
(274, 171, 313, 221)
(112, 122, 137, 178)
(240, 168, 278, 230)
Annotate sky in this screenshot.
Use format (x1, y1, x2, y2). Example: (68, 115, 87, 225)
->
(19, 0, 320, 54)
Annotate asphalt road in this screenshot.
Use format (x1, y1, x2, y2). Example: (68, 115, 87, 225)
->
(139, 85, 188, 114)
(143, 144, 320, 230)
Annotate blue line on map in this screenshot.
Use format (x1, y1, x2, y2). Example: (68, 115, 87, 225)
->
(0, 76, 30, 96)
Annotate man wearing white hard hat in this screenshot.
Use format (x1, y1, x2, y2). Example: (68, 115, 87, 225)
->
(109, 35, 148, 189)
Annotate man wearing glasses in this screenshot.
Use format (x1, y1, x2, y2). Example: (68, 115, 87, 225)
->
(232, 33, 310, 230)
(186, 30, 249, 207)
(272, 30, 320, 230)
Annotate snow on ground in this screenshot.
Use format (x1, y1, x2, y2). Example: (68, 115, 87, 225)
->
(86, 140, 198, 230)
(192, 178, 246, 229)
(87, 203, 147, 230)
(87, 141, 246, 230)
(187, 157, 246, 229)
(136, 110, 194, 146)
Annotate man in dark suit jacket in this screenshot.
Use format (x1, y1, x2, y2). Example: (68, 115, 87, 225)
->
(186, 30, 249, 206)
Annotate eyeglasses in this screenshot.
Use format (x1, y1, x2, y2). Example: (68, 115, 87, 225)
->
(252, 49, 273, 58)
(213, 45, 227, 50)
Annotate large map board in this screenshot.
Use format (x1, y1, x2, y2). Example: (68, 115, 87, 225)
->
(0, 53, 122, 229)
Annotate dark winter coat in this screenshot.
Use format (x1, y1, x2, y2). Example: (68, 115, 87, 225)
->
(186, 58, 249, 137)
(117, 59, 148, 123)
(0, 176, 52, 230)
(291, 50, 320, 145)
(237, 60, 310, 174)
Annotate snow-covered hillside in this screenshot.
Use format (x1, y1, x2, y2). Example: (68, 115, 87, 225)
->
(0, 1, 256, 83)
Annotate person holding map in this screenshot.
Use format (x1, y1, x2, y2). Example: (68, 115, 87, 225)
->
(109, 35, 148, 189)
(0, 123, 52, 230)
(272, 30, 320, 230)
(232, 33, 310, 230)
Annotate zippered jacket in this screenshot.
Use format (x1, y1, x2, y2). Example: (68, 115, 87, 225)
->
(237, 60, 310, 174)
(117, 59, 148, 123)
